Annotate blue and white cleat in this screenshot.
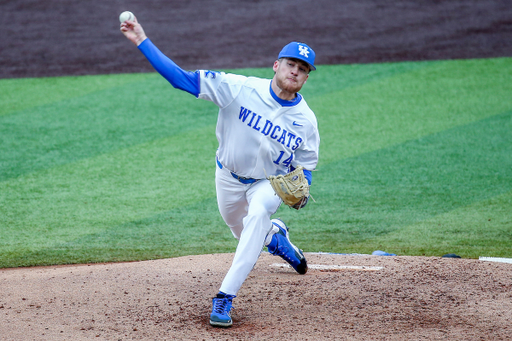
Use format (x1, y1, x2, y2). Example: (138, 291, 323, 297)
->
(267, 219, 308, 275)
(210, 293, 235, 327)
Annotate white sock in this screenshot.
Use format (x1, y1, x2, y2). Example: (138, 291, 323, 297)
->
(264, 225, 280, 246)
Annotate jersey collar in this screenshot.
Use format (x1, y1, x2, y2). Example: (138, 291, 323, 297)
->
(269, 81, 302, 107)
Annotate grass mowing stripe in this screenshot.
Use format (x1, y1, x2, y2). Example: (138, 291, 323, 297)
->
(283, 111, 512, 257)
(0, 125, 218, 252)
(0, 76, 217, 181)
(358, 189, 512, 258)
(225, 61, 432, 99)
(313, 57, 512, 165)
(0, 73, 156, 117)
(301, 60, 433, 99)
(0, 197, 235, 267)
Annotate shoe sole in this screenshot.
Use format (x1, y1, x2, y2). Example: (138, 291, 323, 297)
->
(210, 319, 233, 327)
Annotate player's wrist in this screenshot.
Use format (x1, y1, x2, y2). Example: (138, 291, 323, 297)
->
(136, 35, 148, 46)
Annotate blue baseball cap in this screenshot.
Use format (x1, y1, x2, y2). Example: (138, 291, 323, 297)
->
(278, 42, 316, 71)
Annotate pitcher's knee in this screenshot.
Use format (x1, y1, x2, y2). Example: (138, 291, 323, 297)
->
(243, 212, 270, 231)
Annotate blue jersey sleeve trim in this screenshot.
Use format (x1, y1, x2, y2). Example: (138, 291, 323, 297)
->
(303, 169, 312, 185)
(269, 81, 302, 107)
(138, 39, 200, 97)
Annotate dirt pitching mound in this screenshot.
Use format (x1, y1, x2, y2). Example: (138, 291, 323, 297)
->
(1, 253, 511, 340)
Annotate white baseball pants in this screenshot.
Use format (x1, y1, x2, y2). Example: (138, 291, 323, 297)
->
(215, 161, 281, 296)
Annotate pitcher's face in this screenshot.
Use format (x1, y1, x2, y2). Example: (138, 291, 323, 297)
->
(272, 58, 310, 95)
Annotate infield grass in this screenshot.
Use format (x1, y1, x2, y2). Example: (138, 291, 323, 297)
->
(1, 57, 511, 267)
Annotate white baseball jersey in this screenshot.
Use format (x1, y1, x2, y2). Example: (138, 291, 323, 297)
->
(198, 70, 320, 179)
(137, 38, 319, 298)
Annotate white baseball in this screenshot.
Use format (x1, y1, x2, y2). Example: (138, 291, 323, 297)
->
(119, 11, 134, 23)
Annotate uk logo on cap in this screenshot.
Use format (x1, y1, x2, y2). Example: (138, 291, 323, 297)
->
(298, 45, 310, 58)
(278, 41, 316, 71)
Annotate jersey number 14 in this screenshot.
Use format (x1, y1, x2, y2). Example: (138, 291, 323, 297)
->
(273, 151, 293, 167)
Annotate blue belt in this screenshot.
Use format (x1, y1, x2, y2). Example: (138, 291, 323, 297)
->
(231, 173, 258, 184)
(217, 158, 258, 184)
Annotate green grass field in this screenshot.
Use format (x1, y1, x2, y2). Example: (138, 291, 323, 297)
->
(1, 57, 511, 268)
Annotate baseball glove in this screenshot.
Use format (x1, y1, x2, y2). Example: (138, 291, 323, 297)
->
(267, 166, 311, 210)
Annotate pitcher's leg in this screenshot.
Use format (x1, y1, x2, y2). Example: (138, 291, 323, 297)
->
(219, 180, 281, 295)
(215, 165, 248, 240)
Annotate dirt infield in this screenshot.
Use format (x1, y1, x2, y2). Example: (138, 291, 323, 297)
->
(1, 254, 511, 340)
(2, 1, 512, 339)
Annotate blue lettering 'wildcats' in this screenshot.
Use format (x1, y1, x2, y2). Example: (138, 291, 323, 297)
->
(237, 106, 304, 152)
(277, 129, 288, 145)
(261, 120, 273, 136)
(270, 125, 281, 139)
(252, 115, 262, 131)
(239, 107, 251, 121)
(247, 112, 257, 127)
(286, 132, 296, 148)
(292, 137, 303, 150)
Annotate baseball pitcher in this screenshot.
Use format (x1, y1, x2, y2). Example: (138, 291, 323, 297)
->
(120, 14, 320, 328)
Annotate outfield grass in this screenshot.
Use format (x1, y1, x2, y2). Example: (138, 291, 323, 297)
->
(1, 57, 511, 267)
